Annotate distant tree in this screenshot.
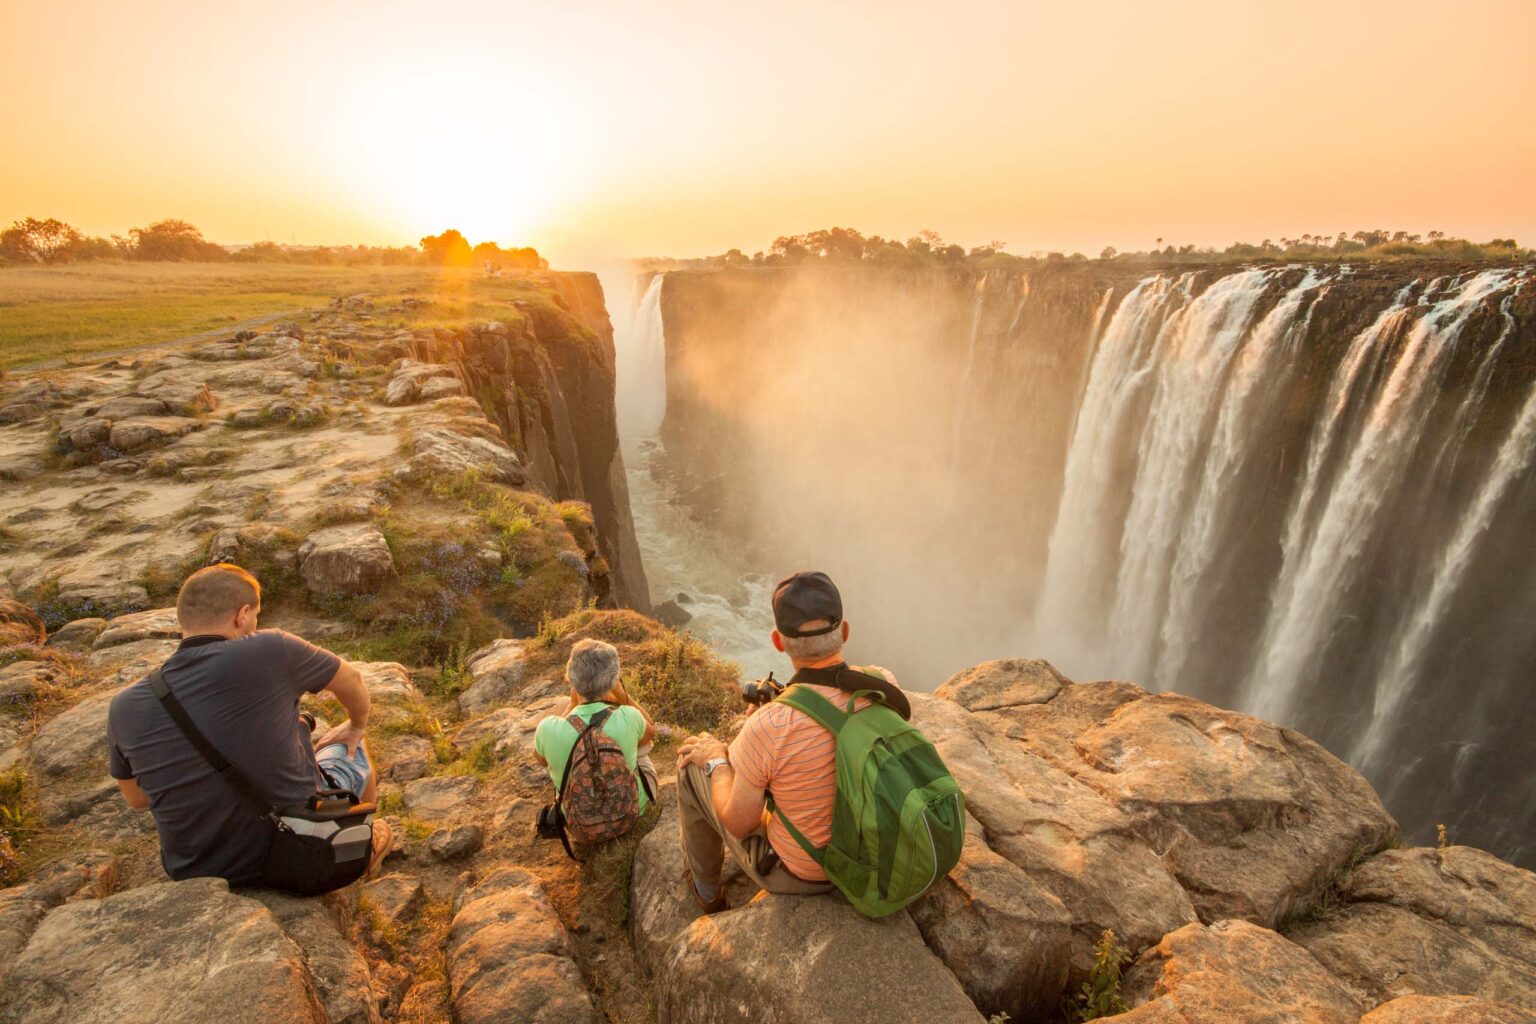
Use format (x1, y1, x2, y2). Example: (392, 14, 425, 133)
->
(420, 229, 473, 266)
(471, 241, 504, 262)
(0, 217, 83, 263)
(129, 219, 226, 261)
(1099, 246, 1118, 260)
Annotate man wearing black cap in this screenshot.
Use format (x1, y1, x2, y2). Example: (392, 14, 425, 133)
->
(675, 570, 906, 911)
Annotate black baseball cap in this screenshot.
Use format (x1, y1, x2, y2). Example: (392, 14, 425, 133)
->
(772, 571, 843, 638)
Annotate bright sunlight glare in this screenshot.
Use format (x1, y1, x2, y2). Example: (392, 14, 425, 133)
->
(321, 62, 573, 245)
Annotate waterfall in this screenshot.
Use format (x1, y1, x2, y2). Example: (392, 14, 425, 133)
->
(1353, 282, 1532, 772)
(617, 274, 667, 445)
(1247, 270, 1516, 724)
(1154, 270, 1325, 688)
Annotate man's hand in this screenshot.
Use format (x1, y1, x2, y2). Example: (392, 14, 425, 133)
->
(677, 731, 728, 769)
(315, 720, 366, 757)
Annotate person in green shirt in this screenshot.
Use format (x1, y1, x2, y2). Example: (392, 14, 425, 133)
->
(534, 638, 657, 813)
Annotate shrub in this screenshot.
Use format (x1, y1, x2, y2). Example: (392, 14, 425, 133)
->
(1072, 929, 1130, 1021)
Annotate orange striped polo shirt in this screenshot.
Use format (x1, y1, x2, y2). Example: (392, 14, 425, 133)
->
(728, 660, 897, 882)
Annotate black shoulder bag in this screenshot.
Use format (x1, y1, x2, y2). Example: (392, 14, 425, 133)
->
(150, 666, 376, 896)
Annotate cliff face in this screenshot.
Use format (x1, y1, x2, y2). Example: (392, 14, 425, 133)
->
(655, 261, 1536, 866)
(407, 272, 650, 613)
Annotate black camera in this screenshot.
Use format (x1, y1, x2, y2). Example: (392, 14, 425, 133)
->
(536, 802, 566, 840)
(741, 672, 784, 707)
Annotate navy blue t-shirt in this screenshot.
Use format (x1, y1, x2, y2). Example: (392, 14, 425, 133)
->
(107, 630, 340, 885)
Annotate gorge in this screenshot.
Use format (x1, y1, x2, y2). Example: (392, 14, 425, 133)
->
(615, 261, 1536, 867)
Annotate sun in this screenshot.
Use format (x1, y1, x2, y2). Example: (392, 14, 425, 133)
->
(321, 64, 572, 246)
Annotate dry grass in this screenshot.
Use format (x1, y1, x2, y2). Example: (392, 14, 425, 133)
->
(0, 262, 576, 370)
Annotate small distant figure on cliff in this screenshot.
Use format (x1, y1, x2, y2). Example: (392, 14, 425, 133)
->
(533, 638, 659, 858)
(106, 564, 391, 895)
(676, 571, 965, 915)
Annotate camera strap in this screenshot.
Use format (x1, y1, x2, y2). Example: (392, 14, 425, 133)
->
(789, 663, 912, 721)
(149, 665, 285, 829)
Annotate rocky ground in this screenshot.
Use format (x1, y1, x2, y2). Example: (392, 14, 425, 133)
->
(1, 286, 1534, 1023)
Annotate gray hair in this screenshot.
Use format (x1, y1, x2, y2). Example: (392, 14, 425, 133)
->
(566, 638, 620, 701)
(781, 621, 844, 661)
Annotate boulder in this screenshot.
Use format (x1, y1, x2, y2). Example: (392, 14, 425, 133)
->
(428, 824, 485, 862)
(1287, 846, 1536, 1010)
(908, 812, 1073, 1021)
(400, 427, 524, 485)
(92, 607, 180, 649)
(1118, 920, 1364, 1024)
(0, 599, 46, 647)
(299, 524, 397, 595)
(383, 361, 459, 406)
(361, 873, 426, 931)
(935, 657, 1069, 711)
(61, 417, 112, 450)
(383, 735, 435, 783)
(653, 600, 692, 629)
(957, 664, 1398, 928)
(403, 775, 480, 822)
(1361, 996, 1536, 1023)
(446, 867, 596, 1024)
(459, 639, 527, 715)
(453, 708, 520, 760)
(249, 890, 379, 1024)
(30, 689, 119, 777)
(0, 877, 324, 1024)
(909, 692, 1198, 978)
(46, 616, 109, 650)
(107, 416, 197, 452)
(419, 376, 466, 401)
(656, 894, 986, 1024)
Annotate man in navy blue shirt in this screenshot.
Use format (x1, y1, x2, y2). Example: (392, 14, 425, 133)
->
(108, 563, 391, 887)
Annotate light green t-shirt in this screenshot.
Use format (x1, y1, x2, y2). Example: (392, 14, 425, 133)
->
(534, 702, 650, 812)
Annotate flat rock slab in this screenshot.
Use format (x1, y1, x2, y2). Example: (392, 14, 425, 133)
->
(935, 657, 1069, 711)
(93, 607, 180, 649)
(0, 877, 324, 1024)
(1118, 919, 1364, 1024)
(1287, 846, 1536, 1010)
(656, 894, 986, 1024)
(361, 874, 426, 930)
(248, 890, 379, 1024)
(447, 867, 596, 1024)
(459, 639, 526, 716)
(403, 775, 480, 821)
(30, 689, 120, 777)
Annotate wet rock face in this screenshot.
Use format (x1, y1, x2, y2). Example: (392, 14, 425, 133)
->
(0, 877, 327, 1024)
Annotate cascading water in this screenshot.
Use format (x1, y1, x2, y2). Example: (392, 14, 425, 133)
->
(623, 260, 1536, 863)
(612, 272, 780, 681)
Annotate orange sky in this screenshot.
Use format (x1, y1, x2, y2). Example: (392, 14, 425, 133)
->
(2, 0, 1532, 266)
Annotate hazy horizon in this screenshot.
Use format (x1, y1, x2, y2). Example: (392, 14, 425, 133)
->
(3, 0, 1533, 269)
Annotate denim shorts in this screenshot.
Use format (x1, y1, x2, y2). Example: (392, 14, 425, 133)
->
(316, 743, 371, 799)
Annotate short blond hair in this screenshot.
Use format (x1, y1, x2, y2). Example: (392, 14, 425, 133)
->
(177, 564, 261, 629)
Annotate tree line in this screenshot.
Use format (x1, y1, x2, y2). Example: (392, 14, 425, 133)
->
(0, 217, 546, 269)
(639, 226, 1527, 273)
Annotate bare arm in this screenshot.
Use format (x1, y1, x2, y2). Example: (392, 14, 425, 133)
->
(116, 777, 150, 810)
(314, 659, 369, 755)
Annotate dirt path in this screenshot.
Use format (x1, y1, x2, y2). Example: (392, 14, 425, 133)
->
(19, 308, 308, 371)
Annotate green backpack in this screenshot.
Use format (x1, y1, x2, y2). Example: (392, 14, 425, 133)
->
(768, 668, 966, 917)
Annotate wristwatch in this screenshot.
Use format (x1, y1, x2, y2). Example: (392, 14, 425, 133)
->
(704, 757, 730, 777)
